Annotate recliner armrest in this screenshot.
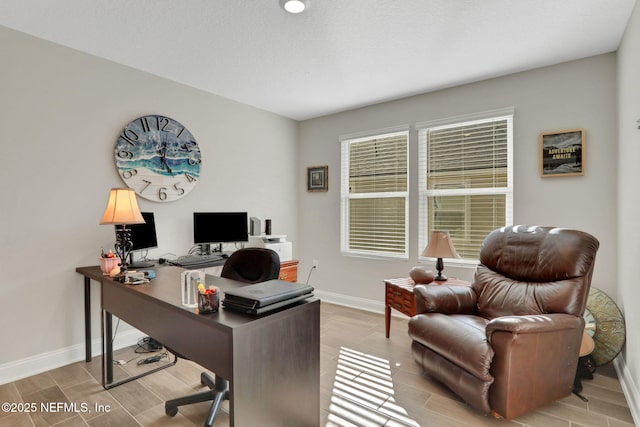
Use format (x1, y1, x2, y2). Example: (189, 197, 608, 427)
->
(413, 284, 477, 314)
(486, 313, 583, 339)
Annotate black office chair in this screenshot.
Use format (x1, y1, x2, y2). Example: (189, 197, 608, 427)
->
(165, 248, 281, 426)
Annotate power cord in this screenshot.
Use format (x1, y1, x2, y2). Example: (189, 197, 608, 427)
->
(306, 265, 317, 284)
(135, 337, 164, 353)
(136, 351, 171, 365)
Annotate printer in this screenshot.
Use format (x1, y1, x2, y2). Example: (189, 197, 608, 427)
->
(246, 234, 292, 262)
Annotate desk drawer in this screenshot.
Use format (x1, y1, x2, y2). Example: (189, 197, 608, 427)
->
(279, 260, 299, 283)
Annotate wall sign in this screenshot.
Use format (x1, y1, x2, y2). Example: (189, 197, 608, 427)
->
(539, 129, 584, 177)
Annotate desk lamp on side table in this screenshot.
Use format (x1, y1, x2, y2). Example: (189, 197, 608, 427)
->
(422, 230, 460, 281)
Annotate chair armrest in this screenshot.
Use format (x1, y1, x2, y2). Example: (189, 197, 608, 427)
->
(413, 284, 477, 314)
(487, 313, 585, 419)
(486, 313, 583, 339)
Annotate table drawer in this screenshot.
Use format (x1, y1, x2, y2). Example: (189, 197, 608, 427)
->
(279, 260, 299, 283)
(385, 284, 416, 316)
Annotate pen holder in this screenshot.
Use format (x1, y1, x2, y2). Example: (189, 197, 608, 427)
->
(99, 257, 121, 275)
(197, 287, 219, 314)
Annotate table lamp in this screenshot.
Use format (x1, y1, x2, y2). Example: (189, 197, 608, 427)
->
(422, 231, 460, 281)
(100, 188, 145, 274)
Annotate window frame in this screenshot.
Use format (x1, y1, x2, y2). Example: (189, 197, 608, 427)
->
(340, 126, 410, 260)
(417, 108, 514, 264)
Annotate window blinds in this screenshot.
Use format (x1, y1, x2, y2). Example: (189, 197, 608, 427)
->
(340, 130, 409, 258)
(417, 109, 513, 260)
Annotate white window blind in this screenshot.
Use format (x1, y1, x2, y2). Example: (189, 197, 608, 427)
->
(417, 109, 513, 261)
(340, 129, 409, 258)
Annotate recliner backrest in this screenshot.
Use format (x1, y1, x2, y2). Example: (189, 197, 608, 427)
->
(472, 225, 599, 319)
(220, 248, 281, 284)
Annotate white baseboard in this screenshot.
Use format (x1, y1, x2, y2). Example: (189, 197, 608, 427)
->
(315, 289, 412, 319)
(0, 329, 146, 385)
(614, 354, 640, 425)
(315, 289, 386, 314)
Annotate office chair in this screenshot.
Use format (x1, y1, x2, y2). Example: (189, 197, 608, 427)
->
(165, 248, 281, 426)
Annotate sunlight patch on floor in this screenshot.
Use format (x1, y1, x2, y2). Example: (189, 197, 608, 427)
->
(326, 347, 420, 427)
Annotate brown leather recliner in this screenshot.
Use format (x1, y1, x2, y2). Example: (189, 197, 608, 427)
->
(408, 225, 599, 420)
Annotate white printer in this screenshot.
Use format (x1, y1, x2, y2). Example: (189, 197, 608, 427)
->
(246, 235, 292, 262)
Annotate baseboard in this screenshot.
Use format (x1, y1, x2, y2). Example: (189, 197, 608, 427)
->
(315, 289, 413, 320)
(0, 329, 146, 385)
(613, 354, 640, 425)
(315, 289, 385, 314)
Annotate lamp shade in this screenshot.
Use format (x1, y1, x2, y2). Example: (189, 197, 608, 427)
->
(422, 231, 460, 259)
(100, 188, 145, 225)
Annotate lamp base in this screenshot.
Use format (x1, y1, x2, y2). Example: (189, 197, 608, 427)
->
(434, 257, 447, 281)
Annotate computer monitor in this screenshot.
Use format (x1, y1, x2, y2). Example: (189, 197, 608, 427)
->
(193, 212, 248, 254)
(126, 212, 158, 267)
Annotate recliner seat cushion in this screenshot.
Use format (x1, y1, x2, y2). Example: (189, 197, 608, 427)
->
(408, 313, 494, 381)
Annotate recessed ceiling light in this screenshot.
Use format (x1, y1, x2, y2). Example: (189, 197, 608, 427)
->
(279, 0, 308, 14)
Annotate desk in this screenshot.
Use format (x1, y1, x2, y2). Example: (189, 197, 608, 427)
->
(77, 265, 320, 426)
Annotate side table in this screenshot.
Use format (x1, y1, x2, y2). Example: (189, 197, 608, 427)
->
(384, 277, 471, 338)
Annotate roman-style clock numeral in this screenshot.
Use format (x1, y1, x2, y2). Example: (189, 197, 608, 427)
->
(158, 187, 168, 201)
(120, 129, 139, 145)
(158, 117, 170, 131)
(174, 182, 186, 196)
(121, 169, 138, 179)
(140, 116, 151, 132)
(140, 179, 152, 193)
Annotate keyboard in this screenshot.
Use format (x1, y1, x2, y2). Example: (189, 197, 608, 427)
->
(174, 254, 224, 268)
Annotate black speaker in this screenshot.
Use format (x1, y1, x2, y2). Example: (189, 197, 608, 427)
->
(265, 219, 272, 235)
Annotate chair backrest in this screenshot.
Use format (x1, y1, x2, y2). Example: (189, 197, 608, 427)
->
(220, 248, 281, 284)
(473, 225, 599, 319)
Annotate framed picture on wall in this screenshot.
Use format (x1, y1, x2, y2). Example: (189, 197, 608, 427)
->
(307, 166, 328, 192)
(539, 129, 585, 177)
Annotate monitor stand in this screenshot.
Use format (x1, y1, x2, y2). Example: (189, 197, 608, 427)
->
(129, 253, 155, 269)
(201, 243, 223, 255)
(129, 260, 155, 268)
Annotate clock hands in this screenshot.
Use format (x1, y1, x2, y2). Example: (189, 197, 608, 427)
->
(158, 142, 173, 175)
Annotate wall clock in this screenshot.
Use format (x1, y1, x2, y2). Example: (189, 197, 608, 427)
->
(115, 115, 201, 202)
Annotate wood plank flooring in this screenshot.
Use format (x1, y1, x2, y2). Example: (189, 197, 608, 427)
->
(0, 302, 634, 426)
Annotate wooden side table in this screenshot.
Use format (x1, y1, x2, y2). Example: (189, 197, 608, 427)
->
(384, 277, 471, 338)
(279, 260, 299, 282)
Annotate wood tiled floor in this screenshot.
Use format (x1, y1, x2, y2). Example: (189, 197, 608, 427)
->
(0, 302, 634, 426)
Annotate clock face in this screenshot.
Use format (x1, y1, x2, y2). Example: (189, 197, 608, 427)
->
(115, 115, 201, 202)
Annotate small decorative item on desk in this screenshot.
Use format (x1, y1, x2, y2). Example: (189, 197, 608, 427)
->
(99, 249, 121, 275)
(181, 270, 205, 308)
(197, 283, 219, 314)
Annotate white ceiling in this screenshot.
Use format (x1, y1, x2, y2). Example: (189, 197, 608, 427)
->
(0, 0, 636, 120)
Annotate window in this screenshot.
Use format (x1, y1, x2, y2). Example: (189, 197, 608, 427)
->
(417, 108, 513, 261)
(340, 128, 409, 258)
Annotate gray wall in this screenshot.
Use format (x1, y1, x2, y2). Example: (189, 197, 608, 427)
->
(299, 54, 617, 311)
(0, 26, 299, 376)
(617, 0, 640, 416)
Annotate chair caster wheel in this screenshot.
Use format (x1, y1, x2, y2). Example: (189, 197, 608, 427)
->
(165, 406, 178, 417)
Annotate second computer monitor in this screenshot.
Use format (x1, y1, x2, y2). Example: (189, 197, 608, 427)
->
(193, 212, 248, 253)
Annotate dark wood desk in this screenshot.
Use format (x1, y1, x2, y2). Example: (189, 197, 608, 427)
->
(77, 265, 320, 426)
